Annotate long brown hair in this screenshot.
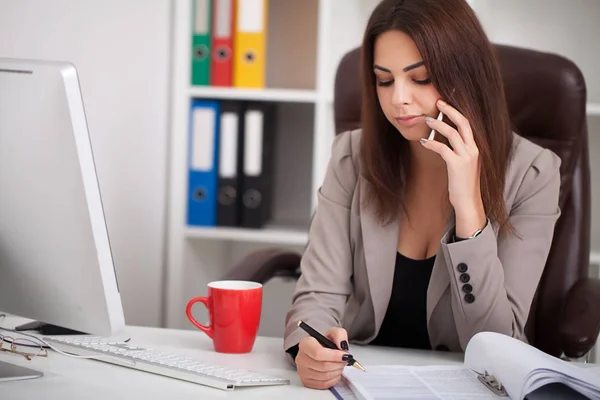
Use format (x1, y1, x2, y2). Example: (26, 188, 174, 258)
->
(360, 0, 513, 232)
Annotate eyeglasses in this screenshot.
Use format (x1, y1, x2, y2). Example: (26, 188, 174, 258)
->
(0, 333, 48, 361)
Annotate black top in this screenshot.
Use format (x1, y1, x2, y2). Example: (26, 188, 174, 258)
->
(370, 252, 435, 349)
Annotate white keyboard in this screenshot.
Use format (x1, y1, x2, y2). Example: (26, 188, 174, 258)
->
(43, 335, 290, 391)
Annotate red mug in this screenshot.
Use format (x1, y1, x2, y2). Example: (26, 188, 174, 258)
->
(185, 280, 262, 353)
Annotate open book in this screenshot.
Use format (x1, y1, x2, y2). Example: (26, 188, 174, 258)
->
(332, 332, 600, 400)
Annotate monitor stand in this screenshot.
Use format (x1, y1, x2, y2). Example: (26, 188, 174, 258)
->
(0, 359, 43, 382)
(14, 321, 85, 335)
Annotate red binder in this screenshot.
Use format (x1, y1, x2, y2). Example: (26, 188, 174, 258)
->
(211, 0, 235, 86)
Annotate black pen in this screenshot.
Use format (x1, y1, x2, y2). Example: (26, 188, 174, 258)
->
(297, 320, 365, 372)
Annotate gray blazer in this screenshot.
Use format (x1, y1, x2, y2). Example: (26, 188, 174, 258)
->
(284, 129, 561, 358)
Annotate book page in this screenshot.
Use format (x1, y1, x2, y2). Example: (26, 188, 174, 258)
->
(341, 365, 500, 400)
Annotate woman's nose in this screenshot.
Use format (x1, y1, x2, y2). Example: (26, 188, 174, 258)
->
(391, 81, 411, 106)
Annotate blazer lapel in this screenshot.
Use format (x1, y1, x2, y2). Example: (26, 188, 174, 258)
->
(359, 176, 399, 335)
(426, 210, 455, 328)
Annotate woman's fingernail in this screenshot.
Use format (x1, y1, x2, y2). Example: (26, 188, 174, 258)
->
(341, 341, 349, 351)
(342, 354, 353, 362)
(438, 99, 447, 106)
(425, 116, 434, 122)
(420, 138, 427, 144)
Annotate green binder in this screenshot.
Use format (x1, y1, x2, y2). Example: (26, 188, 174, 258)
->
(191, 0, 211, 86)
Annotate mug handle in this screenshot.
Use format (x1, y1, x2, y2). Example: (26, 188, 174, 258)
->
(185, 296, 213, 339)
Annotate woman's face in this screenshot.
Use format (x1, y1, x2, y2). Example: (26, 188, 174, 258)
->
(373, 30, 441, 141)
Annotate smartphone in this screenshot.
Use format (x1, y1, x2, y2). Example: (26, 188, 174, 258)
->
(428, 111, 443, 140)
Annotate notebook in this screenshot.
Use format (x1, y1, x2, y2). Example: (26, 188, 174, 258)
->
(331, 331, 600, 400)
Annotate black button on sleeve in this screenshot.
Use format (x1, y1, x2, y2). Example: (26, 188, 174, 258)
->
(457, 263, 468, 273)
(464, 293, 475, 303)
(459, 273, 470, 283)
(462, 284, 473, 293)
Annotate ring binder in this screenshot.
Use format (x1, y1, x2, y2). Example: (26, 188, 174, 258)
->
(477, 370, 508, 397)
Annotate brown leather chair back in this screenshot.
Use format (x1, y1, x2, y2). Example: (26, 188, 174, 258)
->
(333, 44, 591, 357)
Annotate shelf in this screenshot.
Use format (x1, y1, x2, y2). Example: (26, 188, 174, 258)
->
(188, 86, 319, 103)
(185, 225, 309, 246)
(587, 103, 600, 116)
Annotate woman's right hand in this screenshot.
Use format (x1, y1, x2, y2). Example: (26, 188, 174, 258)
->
(296, 327, 352, 390)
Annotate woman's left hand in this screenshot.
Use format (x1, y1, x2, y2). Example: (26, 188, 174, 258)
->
(421, 99, 486, 237)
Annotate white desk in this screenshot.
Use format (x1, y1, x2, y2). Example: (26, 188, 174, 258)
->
(0, 317, 463, 400)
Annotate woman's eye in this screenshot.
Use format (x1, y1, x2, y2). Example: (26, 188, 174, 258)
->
(414, 77, 432, 85)
(377, 80, 393, 87)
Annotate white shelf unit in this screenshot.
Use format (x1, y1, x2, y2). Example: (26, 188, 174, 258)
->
(164, 0, 372, 336)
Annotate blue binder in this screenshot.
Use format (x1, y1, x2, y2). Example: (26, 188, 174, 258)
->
(187, 99, 220, 226)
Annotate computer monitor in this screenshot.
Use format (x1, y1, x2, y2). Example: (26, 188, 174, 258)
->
(0, 58, 126, 380)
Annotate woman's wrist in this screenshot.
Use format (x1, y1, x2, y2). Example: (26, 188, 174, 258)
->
(454, 199, 487, 238)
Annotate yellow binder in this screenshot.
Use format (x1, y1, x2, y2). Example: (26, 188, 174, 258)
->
(233, 0, 267, 88)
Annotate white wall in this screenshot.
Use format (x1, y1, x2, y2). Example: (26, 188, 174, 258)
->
(470, 0, 600, 102)
(0, 0, 172, 327)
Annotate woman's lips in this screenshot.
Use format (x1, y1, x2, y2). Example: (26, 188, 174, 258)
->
(395, 115, 423, 127)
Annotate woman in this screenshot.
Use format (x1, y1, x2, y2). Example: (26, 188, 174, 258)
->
(284, 0, 561, 390)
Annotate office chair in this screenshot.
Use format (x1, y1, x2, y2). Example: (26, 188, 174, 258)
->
(223, 44, 600, 360)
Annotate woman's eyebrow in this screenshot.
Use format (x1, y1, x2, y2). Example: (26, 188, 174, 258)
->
(373, 61, 425, 73)
(402, 61, 424, 72)
(373, 64, 391, 73)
